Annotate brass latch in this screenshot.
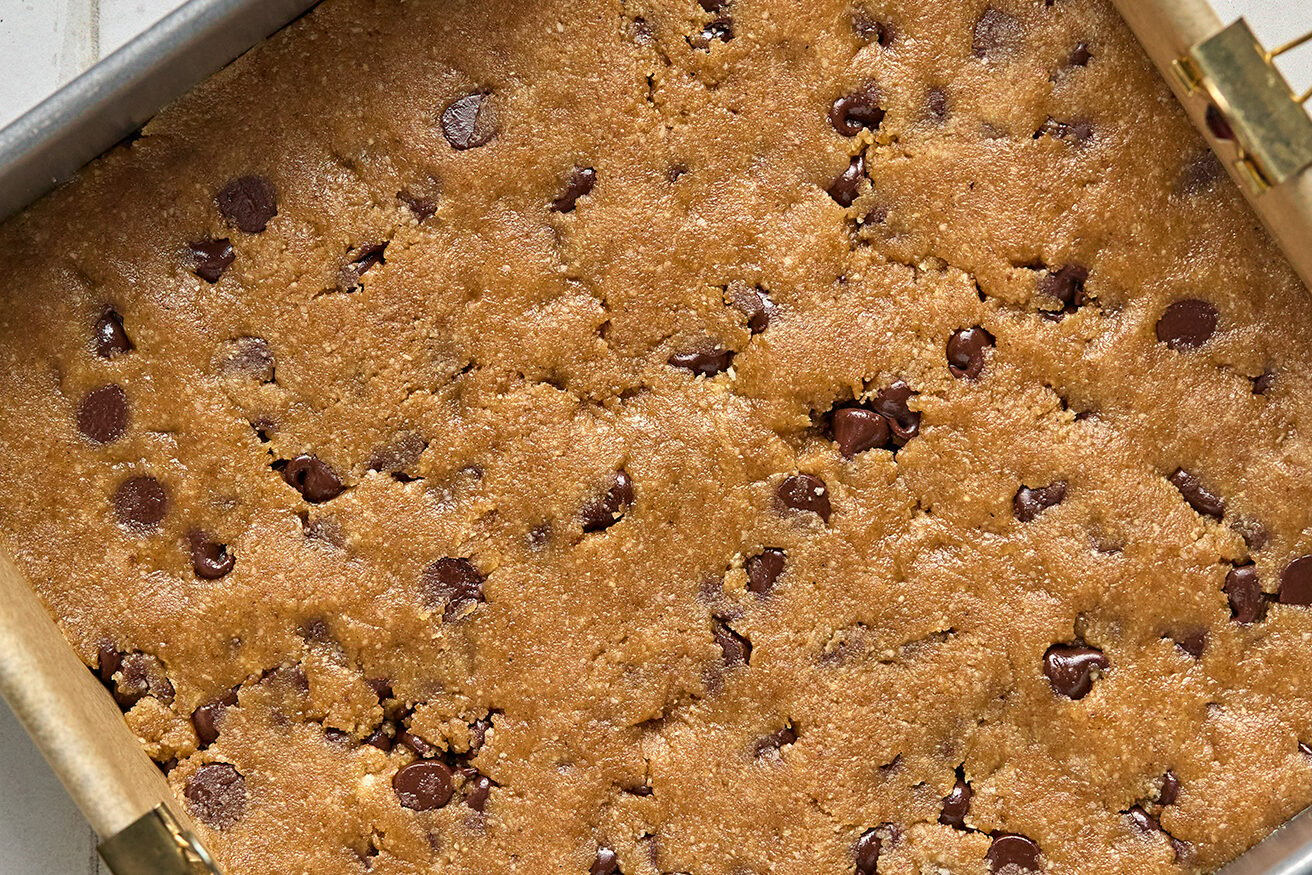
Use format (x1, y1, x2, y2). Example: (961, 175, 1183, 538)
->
(1171, 20, 1312, 193)
(98, 805, 223, 875)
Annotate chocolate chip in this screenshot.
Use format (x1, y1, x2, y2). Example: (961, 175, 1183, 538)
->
(465, 774, 493, 812)
(1225, 564, 1267, 624)
(551, 167, 596, 213)
(1301, 742, 1312, 758)
(1159, 771, 1181, 806)
(830, 86, 885, 136)
(1167, 469, 1225, 519)
(947, 327, 995, 379)
(77, 385, 129, 444)
(1280, 555, 1312, 606)
(871, 381, 920, 441)
(368, 433, 428, 475)
(393, 760, 454, 811)
(1037, 264, 1089, 311)
(1252, 371, 1276, 395)
(189, 238, 235, 283)
(324, 727, 352, 746)
(852, 12, 894, 46)
(1037, 118, 1093, 144)
(754, 725, 797, 756)
(591, 847, 621, 875)
(420, 557, 486, 621)
(777, 473, 832, 523)
(113, 476, 168, 531)
(216, 175, 277, 234)
(1175, 152, 1224, 197)
(714, 618, 751, 666)
(95, 644, 122, 685)
(1173, 632, 1206, 659)
(1127, 805, 1161, 833)
(281, 454, 344, 503)
(1043, 643, 1108, 699)
(397, 729, 439, 759)
(1013, 482, 1066, 522)
(987, 833, 1041, 873)
(1069, 41, 1092, 66)
(398, 188, 439, 221)
(927, 88, 950, 121)
(93, 309, 132, 358)
(1156, 299, 1218, 350)
(691, 18, 733, 48)
(668, 347, 734, 376)
(831, 407, 891, 458)
(366, 678, 393, 702)
(366, 725, 395, 752)
(827, 154, 866, 207)
(726, 282, 777, 334)
(192, 688, 239, 747)
(190, 531, 235, 580)
(581, 470, 634, 532)
(339, 242, 388, 290)
(746, 548, 786, 595)
(108, 651, 174, 709)
(854, 829, 881, 875)
(973, 8, 1024, 61)
(441, 92, 497, 150)
(217, 336, 275, 382)
(184, 763, 247, 829)
(939, 776, 973, 829)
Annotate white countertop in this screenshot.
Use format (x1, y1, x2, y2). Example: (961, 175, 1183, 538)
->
(0, 1, 1308, 873)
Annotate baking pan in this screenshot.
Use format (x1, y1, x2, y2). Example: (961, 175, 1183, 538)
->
(0, 0, 1309, 873)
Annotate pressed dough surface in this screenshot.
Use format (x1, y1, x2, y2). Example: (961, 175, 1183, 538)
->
(0, 0, 1311, 872)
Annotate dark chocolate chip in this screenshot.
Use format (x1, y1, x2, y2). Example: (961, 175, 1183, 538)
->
(109, 651, 175, 709)
(973, 8, 1024, 60)
(324, 727, 352, 746)
(1037, 264, 1089, 310)
(927, 88, 950, 121)
(691, 18, 734, 48)
(1156, 299, 1218, 350)
(1167, 469, 1225, 519)
(192, 688, 239, 747)
(1252, 371, 1276, 395)
(465, 774, 493, 812)
(831, 407, 891, 458)
(871, 381, 920, 441)
(393, 760, 454, 811)
(746, 548, 786, 595)
(852, 12, 894, 46)
(368, 433, 428, 475)
(581, 470, 635, 532)
(551, 167, 596, 213)
(947, 327, 995, 379)
(77, 384, 129, 444)
(184, 763, 247, 829)
(1043, 643, 1108, 699)
(189, 531, 235, 580)
(420, 557, 486, 621)
(939, 777, 973, 829)
(1069, 41, 1092, 66)
(365, 725, 395, 752)
(1037, 118, 1093, 144)
(591, 847, 621, 875)
(281, 454, 344, 503)
(396, 729, 439, 759)
(754, 725, 797, 756)
(714, 618, 751, 666)
(96, 644, 123, 685)
(1225, 564, 1267, 624)
(987, 833, 1042, 873)
(189, 238, 235, 283)
(339, 242, 388, 290)
(1159, 771, 1181, 806)
(777, 473, 832, 523)
(93, 309, 132, 358)
(216, 175, 277, 234)
(1127, 805, 1161, 833)
(854, 829, 881, 875)
(827, 154, 866, 207)
(441, 92, 497, 150)
(1280, 556, 1312, 606)
(398, 189, 439, 221)
(830, 86, 885, 136)
(1174, 632, 1206, 659)
(668, 347, 734, 377)
(1013, 482, 1067, 522)
(217, 336, 275, 382)
(113, 476, 168, 531)
(726, 282, 777, 334)
(1176, 152, 1224, 197)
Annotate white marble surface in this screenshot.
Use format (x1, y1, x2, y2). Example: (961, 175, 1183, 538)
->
(0, 1, 1309, 874)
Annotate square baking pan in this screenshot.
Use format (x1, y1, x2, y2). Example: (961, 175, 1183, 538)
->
(0, 0, 1309, 873)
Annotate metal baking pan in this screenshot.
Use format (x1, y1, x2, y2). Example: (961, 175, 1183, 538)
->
(0, 0, 1308, 872)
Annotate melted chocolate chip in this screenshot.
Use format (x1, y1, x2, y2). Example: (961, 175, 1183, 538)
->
(441, 92, 497, 150)
(420, 557, 486, 621)
(947, 327, 995, 379)
(871, 381, 920, 441)
(827, 154, 866, 207)
(189, 238, 235, 283)
(94, 309, 132, 358)
(192, 688, 239, 747)
(746, 548, 786, 595)
(939, 776, 973, 829)
(987, 833, 1042, 873)
(831, 407, 891, 458)
(1156, 299, 1218, 350)
(581, 470, 635, 532)
(1037, 264, 1089, 311)
(830, 86, 885, 136)
(1159, 771, 1181, 806)
(216, 175, 277, 234)
(551, 167, 596, 212)
(973, 8, 1024, 61)
(190, 531, 235, 580)
(854, 829, 881, 875)
(393, 760, 454, 810)
(777, 473, 832, 523)
(668, 347, 734, 376)
(1044, 643, 1108, 699)
(1168, 469, 1225, 519)
(185, 763, 246, 829)
(1225, 564, 1267, 624)
(1014, 482, 1066, 522)
(591, 847, 621, 875)
(1279, 555, 1312, 606)
(281, 454, 344, 503)
(714, 618, 751, 666)
(77, 385, 129, 444)
(113, 476, 168, 531)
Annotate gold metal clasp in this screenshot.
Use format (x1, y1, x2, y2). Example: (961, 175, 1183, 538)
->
(1181, 20, 1312, 193)
(98, 805, 223, 875)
